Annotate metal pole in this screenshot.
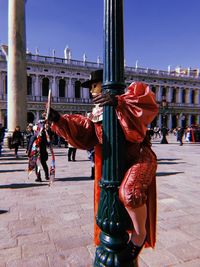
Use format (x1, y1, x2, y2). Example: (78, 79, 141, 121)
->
(94, 1, 136, 266)
(160, 98, 168, 144)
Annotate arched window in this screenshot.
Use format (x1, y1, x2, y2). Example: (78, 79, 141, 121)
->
(161, 87, 166, 97)
(4, 75, 7, 94)
(27, 76, 32, 95)
(59, 79, 65, 97)
(75, 81, 81, 98)
(27, 112, 35, 123)
(151, 86, 156, 94)
(42, 77, 49, 96)
(172, 88, 176, 103)
(182, 89, 186, 103)
(191, 90, 195, 104)
(172, 115, 177, 129)
(191, 115, 197, 125)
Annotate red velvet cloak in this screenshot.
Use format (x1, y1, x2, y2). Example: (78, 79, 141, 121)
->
(51, 82, 159, 248)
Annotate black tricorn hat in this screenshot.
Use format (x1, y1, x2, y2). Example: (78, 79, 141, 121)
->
(81, 69, 103, 88)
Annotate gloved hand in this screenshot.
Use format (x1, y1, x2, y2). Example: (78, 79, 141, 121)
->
(92, 90, 118, 107)
(46, 108, 60, 122)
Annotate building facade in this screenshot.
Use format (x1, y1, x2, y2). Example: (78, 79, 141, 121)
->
(0, 47, 200, 129)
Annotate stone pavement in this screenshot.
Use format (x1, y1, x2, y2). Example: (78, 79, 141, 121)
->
(0, 135, 200, 267)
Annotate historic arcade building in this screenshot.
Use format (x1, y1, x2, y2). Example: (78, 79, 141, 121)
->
(0, 47, 200, 129)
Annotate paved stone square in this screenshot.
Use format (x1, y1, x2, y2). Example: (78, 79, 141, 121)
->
(0, 135, 200, 267)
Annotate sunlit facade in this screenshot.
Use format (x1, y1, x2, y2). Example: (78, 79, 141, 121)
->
(0, 47, 200, 129)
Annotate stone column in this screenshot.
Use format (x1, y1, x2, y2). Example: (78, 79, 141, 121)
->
(195, 89, 199, 104)
(186, 115, 190, 126)
(80, 83, 83, 99)
(0, 110, 4, 124)
(36, 111, 40, 122)
(31, 75, 34, 96)
(185, 88, 190, 104)
(67, 78, 72, 98)
(198, 115, 200, 125)
(0, 72, 3, 95)
(178, 87, 182, 103)
(52, 76, 56, 97)
(82, 86, 89, 99)
(158, 113, 162, 128)
(168, 113, 172, 129)
(70, 79, 76, 98)
(34, 75, 40, 97)
(167, 87, 173, 102)
(65, 78, 69, 98)
(157, 85, 162, 102)
(178, 115, 182, 127)
(7, 0, 27, 131)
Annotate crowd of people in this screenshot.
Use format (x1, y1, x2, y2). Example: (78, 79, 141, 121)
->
(1, 123, 199, 159)
(147, 125, 200, 145)
(0, 68, 200, 263)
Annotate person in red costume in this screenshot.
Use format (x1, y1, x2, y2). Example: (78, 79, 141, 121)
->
(47, 69, 158, 259)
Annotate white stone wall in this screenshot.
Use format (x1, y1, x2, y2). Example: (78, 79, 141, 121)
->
(0, 52, 200, 128)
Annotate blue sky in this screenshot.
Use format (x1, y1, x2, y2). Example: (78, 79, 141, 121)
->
(0, 0, 200, 70)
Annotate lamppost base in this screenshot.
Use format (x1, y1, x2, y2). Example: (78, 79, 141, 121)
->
(94, 245, 138, 267)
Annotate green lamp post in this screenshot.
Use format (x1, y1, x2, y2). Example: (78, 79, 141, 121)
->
(160, 96, 169, 144)
(94, 1, 136, 266)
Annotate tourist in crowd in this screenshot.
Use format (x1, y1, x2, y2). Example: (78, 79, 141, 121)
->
(87, 147, 95, 179)
(177, 127, 185, 146)
(185, 126, 191, 142)
(68, 143, 77, 161)
(25, 123, 34, 153)
(0, 123, 5, 156)
(45, 69, 158, 260)
(153, 126, 161, 138)
(11, 126, 23, 158)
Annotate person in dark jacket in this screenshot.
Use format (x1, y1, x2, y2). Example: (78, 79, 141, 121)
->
(25, 124, 34, 153)
(177, 127, 185, 146)
(67, 143, 77, 161)
(0, 123, 5, 156)
(11, 126, 23, 158)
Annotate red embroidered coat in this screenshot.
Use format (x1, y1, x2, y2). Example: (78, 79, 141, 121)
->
(51, 82, 159, 248)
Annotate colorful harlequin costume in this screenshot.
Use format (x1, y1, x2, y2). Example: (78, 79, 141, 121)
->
(27, 121, 55, 183)
(51, 82, 158, 248)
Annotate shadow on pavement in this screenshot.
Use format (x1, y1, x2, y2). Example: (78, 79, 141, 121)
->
(157, 158, 185, 165)
(0, 162, 27, 165)
(56, 176, 93, 182)
(0, 157, 27, 161)
(156, 171, 184, 177)
(67, 159, 89, 162)
(53, 154, 67, 157)
(0, 169, 25, 173)
(0, 210, 9, 214)
(158, 161, 184, 165)
(157, 158, 182, 161)
(0, 183, 48, 189)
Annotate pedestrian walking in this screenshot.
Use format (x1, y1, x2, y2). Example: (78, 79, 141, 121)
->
(25, 124, 34, 153)
(11, 126, 23, 158)
(177, 127, 185, 146)
(68, 143, 77, 161)
(87, 147, 95, 179)
(0, 122, 5, 156)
